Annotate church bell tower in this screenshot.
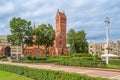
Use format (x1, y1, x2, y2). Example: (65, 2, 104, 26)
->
(55, 10, 67, 53)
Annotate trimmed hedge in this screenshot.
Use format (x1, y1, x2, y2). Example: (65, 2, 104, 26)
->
(51, 56, 71, 60)
(26, 56, 71, 60)
(0, 56, 7, 60)
(0, 56, 8, 61)
(13, 56, 106, 68)
(26, 56, 48, 60)
(109, 59, 120, 65)
(56, 60, 106, 68)
(12, 59, 59, 63)
(0, 64, 109, 80)
(72, 54, 93, 57)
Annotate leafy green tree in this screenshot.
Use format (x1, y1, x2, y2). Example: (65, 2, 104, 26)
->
(67, 29, 88, 53)
(7, 35, 16, 45)
(35, 24, 55, 56)
(7, 17, 33, 54)
(67, 29, 76, 53)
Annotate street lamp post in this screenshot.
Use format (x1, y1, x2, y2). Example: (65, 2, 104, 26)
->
(105, 17, 110, 64)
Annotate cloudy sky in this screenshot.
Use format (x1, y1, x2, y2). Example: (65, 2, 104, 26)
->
(0, 0, 120, 42)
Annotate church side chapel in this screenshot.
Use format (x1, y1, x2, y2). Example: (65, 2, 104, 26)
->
(24, 10, 69, 57)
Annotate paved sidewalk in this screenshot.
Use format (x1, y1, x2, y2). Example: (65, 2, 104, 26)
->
(0, 62, 120, 80)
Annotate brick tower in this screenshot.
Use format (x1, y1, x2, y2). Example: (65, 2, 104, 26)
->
(55, 10, 66, 48)
(49, 10, 69, 55)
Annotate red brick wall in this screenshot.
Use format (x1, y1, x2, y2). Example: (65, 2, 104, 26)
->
(0, 47, 4, 56)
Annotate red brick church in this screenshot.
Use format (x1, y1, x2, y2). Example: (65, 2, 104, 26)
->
(24, 10, 69, 57)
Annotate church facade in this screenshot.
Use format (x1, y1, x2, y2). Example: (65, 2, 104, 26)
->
(23, 11, 69, 57)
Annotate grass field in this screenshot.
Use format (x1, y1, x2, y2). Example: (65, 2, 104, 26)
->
(0, 70, 33, 80)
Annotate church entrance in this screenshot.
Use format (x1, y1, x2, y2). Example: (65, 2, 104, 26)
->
(35, 50, 39, 58)
(5, 46, 11, 57)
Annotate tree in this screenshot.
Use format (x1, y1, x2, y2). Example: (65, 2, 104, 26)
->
(67, 29, 76, 53)
(67, 29, 88, 53)
(35, 24, 55, 56)
(7, 17, 33, 54)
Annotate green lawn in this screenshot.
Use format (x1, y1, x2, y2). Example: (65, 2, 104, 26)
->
(0, 70, 33, 80)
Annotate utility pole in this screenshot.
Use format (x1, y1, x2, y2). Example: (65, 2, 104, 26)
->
(104, 17, 110, 64)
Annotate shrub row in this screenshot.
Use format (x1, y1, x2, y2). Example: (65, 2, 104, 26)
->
(0, 56, 8, 61)
(50, 56, 71, 60)
(109, 59, 120, 65)
(26, 56, 48, 60)
(13, 57, 105, 68)
(72, 57, 102, 61)
(13, 55, 105, 68)
(0, 64, 109, 80)
(25, 55, 101, 62)
(12, 59, 61, 63)
(26, 56, 71, 61)
(0, 56, 7, 60)
(72, 54, 93, 57)
(56, 60, 106, 68)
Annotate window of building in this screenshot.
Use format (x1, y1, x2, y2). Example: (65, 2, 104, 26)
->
(60, 35, 62, 38)
(90, 50, 92, 52)
(90, 45, 92, 48)
(59, 41, 62, 46)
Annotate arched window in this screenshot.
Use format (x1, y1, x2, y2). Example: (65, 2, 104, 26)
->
(59, 41, 62, 46)
(35, 50, 39, 58)
(5, 46, 11, 57)
(90, 45, 92, 48)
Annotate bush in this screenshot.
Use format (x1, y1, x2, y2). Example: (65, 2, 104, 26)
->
(26, 56, 33, 60)
(0, 64, 109, 80)
(56, 60, 106, 68)
(109, 59, 120, 65)
(12, 59, 60, 64)
(33, 57, 48, 60)
(0, 56, 8, 61)
(13, 55, 105, 68)
(50, 56, 71, 60)
(72, 54, 93, 57)
(82, 57, 94, 60)
(72, 57, 102, 61)
(0, 56, 7, 60)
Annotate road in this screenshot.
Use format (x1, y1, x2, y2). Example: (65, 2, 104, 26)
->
(0, 61, 120, 80)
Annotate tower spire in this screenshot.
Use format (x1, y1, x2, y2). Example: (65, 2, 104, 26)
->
(57, 9, 59, 13)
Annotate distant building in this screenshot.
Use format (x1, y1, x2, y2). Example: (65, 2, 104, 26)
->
(89, 40, 120, 57)
(89, 42, 103, 57)
(0, 35, 22, 58)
